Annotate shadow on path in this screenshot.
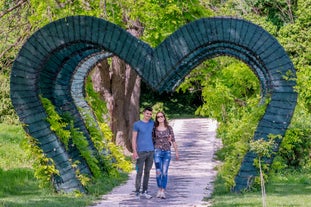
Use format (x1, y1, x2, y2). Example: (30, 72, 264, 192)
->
(90, 118, 222, 207)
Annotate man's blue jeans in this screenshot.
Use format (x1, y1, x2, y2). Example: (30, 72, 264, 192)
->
(154, 149, 171, 190)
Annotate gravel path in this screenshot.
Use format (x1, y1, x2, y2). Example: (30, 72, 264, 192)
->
(89, 118, 222, 207)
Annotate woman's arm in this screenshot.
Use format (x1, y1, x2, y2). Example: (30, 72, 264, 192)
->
(168, 125, 178, 160)
(172, 141, 179, 160)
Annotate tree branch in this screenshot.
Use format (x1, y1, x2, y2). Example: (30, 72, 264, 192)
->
(0, 24, 32, 63)
(0, 0, 28, 19)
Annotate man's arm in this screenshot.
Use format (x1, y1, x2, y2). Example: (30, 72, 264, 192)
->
(132, 131, 139, 160)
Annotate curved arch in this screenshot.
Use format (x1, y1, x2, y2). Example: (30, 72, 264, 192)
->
(10, 16, 297, 192)
(153, 17, 297, 191)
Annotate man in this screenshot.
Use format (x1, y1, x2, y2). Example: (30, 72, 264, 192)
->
(132, 106, 154, 199)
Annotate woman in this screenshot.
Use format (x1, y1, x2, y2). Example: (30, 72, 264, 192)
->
(153, 111, 179, 199)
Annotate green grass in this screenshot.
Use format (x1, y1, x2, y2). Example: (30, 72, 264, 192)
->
(0, 123, 128, 207)
(0, 167, 91, 207)
(0, 167, 128, 207)
(210, 170, 311, 207)
(0, 124, 32, 170)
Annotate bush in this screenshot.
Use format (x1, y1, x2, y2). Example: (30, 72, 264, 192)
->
(273, 104, 311, 170)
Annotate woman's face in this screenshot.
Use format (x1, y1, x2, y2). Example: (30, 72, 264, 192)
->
(156, 113, 165, 123)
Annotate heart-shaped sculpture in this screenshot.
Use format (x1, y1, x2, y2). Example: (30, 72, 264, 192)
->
(10, 15, 297, 193)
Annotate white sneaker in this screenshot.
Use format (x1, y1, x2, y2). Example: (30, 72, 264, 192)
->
(156, 190, 162, 198)
(142, 191, 152, 199)
(161, 191, 166, 199)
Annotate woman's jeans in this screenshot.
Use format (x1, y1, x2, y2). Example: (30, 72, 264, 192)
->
(154, 149, 171, 190)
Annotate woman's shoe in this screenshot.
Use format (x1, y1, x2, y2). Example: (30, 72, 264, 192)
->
(156, 190, 162, 198)
(161, 191, 166, 199)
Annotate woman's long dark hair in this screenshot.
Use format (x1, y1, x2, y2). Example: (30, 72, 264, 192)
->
(154, 111, 169, 128)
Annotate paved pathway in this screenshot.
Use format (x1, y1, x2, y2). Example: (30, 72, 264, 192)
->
(90, 118, 222, 207)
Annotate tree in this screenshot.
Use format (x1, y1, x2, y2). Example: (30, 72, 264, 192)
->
(91, 23, 143, 154)
(249, 138, 275, 207)
(278, 0, 311, 113)
(0, 0, 32, 124)
(90, 0, 210, 154)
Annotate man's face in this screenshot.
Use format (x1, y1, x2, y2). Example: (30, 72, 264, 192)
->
(143, 110, 153, 121)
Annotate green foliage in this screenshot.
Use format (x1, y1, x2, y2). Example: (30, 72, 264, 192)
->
(215, 100, 267, 191)
(0, 71, 18, 124)
(250, 137, 275, 158)
(187, 57, 260, 123)
(0, 120, 128, 206)
(85, 77, 109, 123)
(250, 136, 276, 205)
(28, 0, 104, 27)
(104, 0, 212, 46)
(22, 134, 59, 189)
(140, 82, 202, 119)
(279, 127, 311, 167)
(273, 103, 311, 170)
(278, 0, 311, 113)
(211, 0, 296, 29)
(25, 0, 212, 49)
(208, 0, 311, 193)
(81, 110, 131, 176)
(41, 96, 101, 180)
(177, 57, 265, 191)
(68, 120, 101, 179)
(101, 123, 132, 174)
(85, 77, 132, 174)
(0, 1, 33, 125)
(3, 120, 60, 189)
(251, 0, 297, 28)
(41, 97, 71, 148)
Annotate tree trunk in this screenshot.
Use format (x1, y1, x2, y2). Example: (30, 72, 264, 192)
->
(91, 19, 143, 155)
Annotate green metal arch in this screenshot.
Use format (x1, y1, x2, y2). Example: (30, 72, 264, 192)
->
(10, 16, 297, 193)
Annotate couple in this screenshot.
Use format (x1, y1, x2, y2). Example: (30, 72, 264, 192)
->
(132, 106, 179, 199)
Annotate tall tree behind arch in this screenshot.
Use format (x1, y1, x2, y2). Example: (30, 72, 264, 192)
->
(91, 19, 143, 154)
(91, 0, 210, 153)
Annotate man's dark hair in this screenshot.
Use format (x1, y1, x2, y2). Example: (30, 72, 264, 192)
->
(143, 106, 153, 112)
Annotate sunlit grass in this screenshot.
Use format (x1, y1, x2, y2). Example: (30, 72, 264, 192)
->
(210, 170, 311, 207)
(0, 124, 33, 170)
(0, 123, 128, 207)
(0, 167, 128, 207)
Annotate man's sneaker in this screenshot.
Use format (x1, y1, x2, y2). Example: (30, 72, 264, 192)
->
(135, 191, 140, 200)
(142, 191, 152, 199)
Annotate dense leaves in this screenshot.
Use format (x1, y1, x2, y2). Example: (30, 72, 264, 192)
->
(102, 0, 211, 46)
